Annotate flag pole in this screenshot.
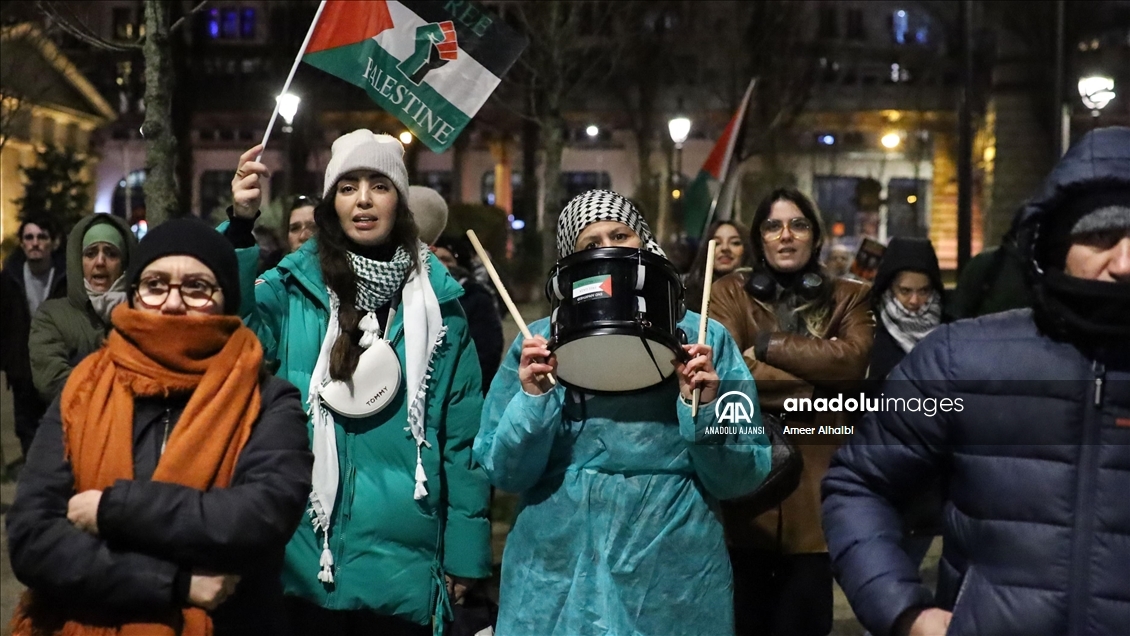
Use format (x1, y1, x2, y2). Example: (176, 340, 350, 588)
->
(701, 78, 756, 234)
(256, 0, 328, 162)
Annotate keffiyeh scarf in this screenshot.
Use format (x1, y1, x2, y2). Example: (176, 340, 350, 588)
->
(349, 246, 413, 310)
(881, 288, 942, 353)
(557, 189, 665, 258)
(306, 242, 446, 584)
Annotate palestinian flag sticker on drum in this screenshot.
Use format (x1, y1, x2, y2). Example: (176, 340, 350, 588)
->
(572, 275, 613, 302)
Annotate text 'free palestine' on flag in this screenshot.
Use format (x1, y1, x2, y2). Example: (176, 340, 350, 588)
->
(301, 0, 527, 152)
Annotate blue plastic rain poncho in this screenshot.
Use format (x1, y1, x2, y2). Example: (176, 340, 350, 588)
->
(475, 313, 771, 636)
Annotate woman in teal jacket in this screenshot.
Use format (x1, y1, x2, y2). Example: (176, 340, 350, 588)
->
(227, 131, 490, 635)
(476, 190, 772, 636)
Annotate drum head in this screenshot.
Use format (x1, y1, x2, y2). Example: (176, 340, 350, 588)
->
(554, 333, 679, 393)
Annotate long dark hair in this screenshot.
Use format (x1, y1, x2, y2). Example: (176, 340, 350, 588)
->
(314, 184, 420, 380)
(748, 187, 836, 337)
(685, 220, 752, 310)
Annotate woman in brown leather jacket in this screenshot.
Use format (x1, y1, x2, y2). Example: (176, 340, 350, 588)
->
(710, 188, 873, 636)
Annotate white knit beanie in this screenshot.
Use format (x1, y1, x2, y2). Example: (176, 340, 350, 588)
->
(408, 185, 449, 245)
(323, 130, 409, 203)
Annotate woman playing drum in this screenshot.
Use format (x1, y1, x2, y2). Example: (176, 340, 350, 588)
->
(474, 190, 772, 636)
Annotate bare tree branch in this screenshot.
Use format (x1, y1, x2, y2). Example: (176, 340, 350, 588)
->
(37, 0, 140, 51)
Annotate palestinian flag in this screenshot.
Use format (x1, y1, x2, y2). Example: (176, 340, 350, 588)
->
(682, 79, 755, 239)
(302, 0, 527, 152)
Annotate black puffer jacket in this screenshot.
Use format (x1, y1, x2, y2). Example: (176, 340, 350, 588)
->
(6, 375, 314, 635)
(822, 127, 1130, 636)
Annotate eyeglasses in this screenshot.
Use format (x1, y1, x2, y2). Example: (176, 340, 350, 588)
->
(134, 277, 220, 308)
(22, 233, 51, 242)
(760, 218, 813, 241)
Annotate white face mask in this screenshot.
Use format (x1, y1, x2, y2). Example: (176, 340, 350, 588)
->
(319, 337, 402, 417)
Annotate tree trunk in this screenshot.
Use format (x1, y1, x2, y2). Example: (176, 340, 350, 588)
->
(171, 2, 193, 218)
(540, 112, 565, 272)
(142, 0, 177, 228)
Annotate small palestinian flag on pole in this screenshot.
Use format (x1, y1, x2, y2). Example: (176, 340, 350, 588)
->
(682, 79, 756, 239)
(300, 0, 527, 152)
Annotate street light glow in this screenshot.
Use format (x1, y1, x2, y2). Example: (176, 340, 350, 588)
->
(276, 92, 301, 126)
(586, 125, 599, 138)
(1078, 75, 1115, 111)
(881, 132, 901, 149)
(668, 117, 691, 146)
(399, 131, 413, 145)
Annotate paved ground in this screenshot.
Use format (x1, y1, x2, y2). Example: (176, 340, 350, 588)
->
(0, 302, 934, 634)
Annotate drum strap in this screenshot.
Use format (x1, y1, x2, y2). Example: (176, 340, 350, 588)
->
(638, 333, 665, 383)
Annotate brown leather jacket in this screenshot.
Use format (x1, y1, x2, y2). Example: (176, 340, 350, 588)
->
(710, 271, 873, 553)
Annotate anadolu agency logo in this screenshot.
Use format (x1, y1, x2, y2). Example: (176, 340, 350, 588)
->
(706, 391, 765, 435)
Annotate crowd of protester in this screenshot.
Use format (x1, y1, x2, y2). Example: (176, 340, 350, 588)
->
(0, 126, 1126, 636)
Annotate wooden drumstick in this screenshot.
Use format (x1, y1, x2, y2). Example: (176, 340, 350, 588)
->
(692, 240, 718, 417)
(465, 229, 556, 386)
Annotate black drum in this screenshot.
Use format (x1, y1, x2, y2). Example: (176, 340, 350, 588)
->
(546, 247, 688, 394)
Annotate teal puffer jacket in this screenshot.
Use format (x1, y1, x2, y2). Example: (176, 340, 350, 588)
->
(236, 238, 491, 627)
(476, 314, 771, 636)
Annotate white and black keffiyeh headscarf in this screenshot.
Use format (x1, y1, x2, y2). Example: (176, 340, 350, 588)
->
(880, 287, 942, 353)
(557, 190, 665, 258)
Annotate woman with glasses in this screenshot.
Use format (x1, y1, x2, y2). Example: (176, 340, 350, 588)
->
(684, 219, 753, 311)
(709, 187, 874, 636)
(225, 132, 490, 635)
(7, 219, 314, 636)
(286, 195, 319, 253)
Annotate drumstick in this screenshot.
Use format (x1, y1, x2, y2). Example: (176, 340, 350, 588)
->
(465, 229, 556, 386)
(692, 240, 718, 417)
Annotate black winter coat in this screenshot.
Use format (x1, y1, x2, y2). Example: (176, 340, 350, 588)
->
(6, 375, 314, 635)
(459, 277, 503, 392)
(0, 250, 67, 382)
(823, 309, 1130, 636)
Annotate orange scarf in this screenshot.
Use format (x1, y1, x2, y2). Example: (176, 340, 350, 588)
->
(12, 305, 264, 636)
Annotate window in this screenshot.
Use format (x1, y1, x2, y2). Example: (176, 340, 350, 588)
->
(113, 170, 146, 220)
(886, 178, 929, 239)
(480, 171, 522, 206)
(818, 6, 838, 39)
(115, 60, 133, 87)
(221, 9, 240, 39)
(112, 7, 134, 40)
(813, 176, 862, 237)
(40, 117, 56, 146)
(205, 8, 221, 39)
(199, 171, 233, 219)
(846, 9, 865, 40)
(240, 8, 256, 39)
(419, 171, 454, 202)
(892, 9, 909, 44)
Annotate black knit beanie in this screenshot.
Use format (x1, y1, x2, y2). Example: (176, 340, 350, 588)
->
(126, 218, 241, 314)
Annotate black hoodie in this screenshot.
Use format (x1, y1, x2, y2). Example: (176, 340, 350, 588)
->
(867, 237, 945, 384)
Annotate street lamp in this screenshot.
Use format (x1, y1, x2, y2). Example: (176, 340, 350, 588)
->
(668, 115, 691, 187)
(276, 92, 301, 202)
(276, 92, 301, 130)
(668, 117, 691, 147)
(1078, 75, 1115, 114)
(881, 131, 901, 149)
(399, 131, 413, 145)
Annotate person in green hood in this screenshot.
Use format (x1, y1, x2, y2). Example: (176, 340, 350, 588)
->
(29, 213, 138, 401)
(225, 130, 490, 635)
